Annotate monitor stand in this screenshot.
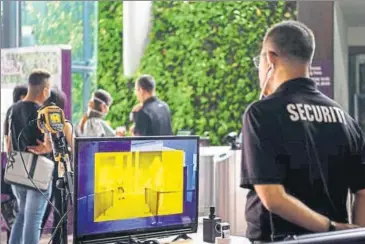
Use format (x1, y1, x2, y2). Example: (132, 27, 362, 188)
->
(116, 236, 161, 244)
(171, 233, 192, 242)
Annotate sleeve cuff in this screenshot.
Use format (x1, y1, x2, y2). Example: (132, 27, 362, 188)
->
(350, 184, 365, 194)
(240, 178, 283, 189)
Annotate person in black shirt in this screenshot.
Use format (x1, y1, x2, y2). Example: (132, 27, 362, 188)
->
(12, 84, 28, 103)
(1, 84, 28, 242)
(5, 69, 53, 244)
(3, 85, 28, 150)
(3, 84, 28, 172)
(132, 75, 172, 136)
(241, 20, 365, 243)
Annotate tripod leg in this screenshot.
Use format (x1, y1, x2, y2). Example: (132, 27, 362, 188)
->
(61, 189, 68, 244)
(56, 177, 69, 244)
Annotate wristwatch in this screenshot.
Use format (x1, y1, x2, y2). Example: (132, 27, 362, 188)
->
(328, 220, 336, 231)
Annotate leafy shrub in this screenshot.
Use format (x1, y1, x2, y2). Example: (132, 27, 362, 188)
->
(97, 1, 136, 129)
(98, 1, 296, 144)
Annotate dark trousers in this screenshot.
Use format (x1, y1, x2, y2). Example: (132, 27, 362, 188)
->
(1, 168, 16, 243)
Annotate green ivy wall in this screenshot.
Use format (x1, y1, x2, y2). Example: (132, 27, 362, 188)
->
(98, 1, 132, 129)
(98, 1, 296, 145)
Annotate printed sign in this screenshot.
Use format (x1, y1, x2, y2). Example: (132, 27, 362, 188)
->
(0, 46, 71, 148)
(1, 46, 62, 87)
(310, 60, 334, 98)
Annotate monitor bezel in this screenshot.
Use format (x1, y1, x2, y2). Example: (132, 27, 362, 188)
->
(73, 136, 200, 243)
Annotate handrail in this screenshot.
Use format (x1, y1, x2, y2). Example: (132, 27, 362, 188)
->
(272, 227, 365, 244)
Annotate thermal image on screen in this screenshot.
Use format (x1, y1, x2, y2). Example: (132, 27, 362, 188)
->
(93, 151, 184, 222)
(75, 139, 198, 237)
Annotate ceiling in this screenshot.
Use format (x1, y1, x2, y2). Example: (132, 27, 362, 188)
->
(339, 0, 365, 27)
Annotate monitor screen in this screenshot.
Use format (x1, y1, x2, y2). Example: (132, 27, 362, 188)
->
(74, 136, 199, 241)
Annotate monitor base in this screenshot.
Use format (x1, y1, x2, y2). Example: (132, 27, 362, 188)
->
(171, 233, 192, 242)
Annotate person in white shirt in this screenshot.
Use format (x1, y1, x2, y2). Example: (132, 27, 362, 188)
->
(78, 89, 125, 137)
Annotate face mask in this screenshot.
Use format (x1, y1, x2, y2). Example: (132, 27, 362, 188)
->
(87, 95, 109, 118)
(44, 88, 51, 101)
(87, 108, 107, 118)
(259, 65, 274, 100)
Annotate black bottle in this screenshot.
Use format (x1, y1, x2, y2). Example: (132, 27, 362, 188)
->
(203, 207, 222, 243)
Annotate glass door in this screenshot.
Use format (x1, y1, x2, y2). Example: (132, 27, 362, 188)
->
(354, 55, 365, 132)
(20, 1, 98, 123)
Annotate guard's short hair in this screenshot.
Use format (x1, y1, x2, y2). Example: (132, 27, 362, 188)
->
(12, 85, 28, 103)
(264, 20, 315, 63)
(28, 69, 51, 96)
(28, 69, 51, 86)
(137, 75, 156, 93)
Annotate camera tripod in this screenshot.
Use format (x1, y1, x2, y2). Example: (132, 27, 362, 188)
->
(55, 168, 73, 244)
(51, 134, 74, 244)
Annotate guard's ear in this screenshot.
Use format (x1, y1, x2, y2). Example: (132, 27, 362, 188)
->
(266, 51, 278, 68)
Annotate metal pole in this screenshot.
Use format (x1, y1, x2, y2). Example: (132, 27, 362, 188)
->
(82, 1, 92, 113)
(1, 1, 3, 48)
(2, 0, 20, 48)
(17, 0, 21, 47)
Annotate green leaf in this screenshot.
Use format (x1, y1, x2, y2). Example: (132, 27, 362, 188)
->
(98, 1, 296, 144)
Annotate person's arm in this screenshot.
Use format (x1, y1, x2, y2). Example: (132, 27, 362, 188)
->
(353, 189, 365, 226)
(131, 103, 143, 115)
(100, 120, 115, 136)
(255, 185, 341, 232)
(4, 136, 10, 153)
(129, 103, 143, 126)
(241, 104, 356, 233)
(349, 129, 365, 226)
(133, 110, 150, 136)
(64, 122, 73, 153)
(27, 134, 53, 155)
(3, 107, 11, 152)
(115, 126, 126, 137)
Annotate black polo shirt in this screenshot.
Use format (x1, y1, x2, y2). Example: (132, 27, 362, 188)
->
(134, 96, 172, 136)
(241, 78, 365, 241)
(4, 101, 44, 151)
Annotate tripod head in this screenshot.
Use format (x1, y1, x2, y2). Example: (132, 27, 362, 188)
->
(37, 103, 65, 134)
(37, 103, 68, 161)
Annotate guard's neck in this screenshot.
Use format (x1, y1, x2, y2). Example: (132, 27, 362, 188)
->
(271, 66, 310, 94)
(142, 94, 154, 104)
(22, 95, 43, 105)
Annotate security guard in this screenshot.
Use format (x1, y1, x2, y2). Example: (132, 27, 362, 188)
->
(132, 75, 172, 136)
(240, 20, 365, 243)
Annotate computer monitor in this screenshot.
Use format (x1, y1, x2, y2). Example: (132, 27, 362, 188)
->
(74, 136, 199, 243)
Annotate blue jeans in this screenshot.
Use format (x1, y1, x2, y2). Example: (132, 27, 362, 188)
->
(9, 184, 52, 244)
